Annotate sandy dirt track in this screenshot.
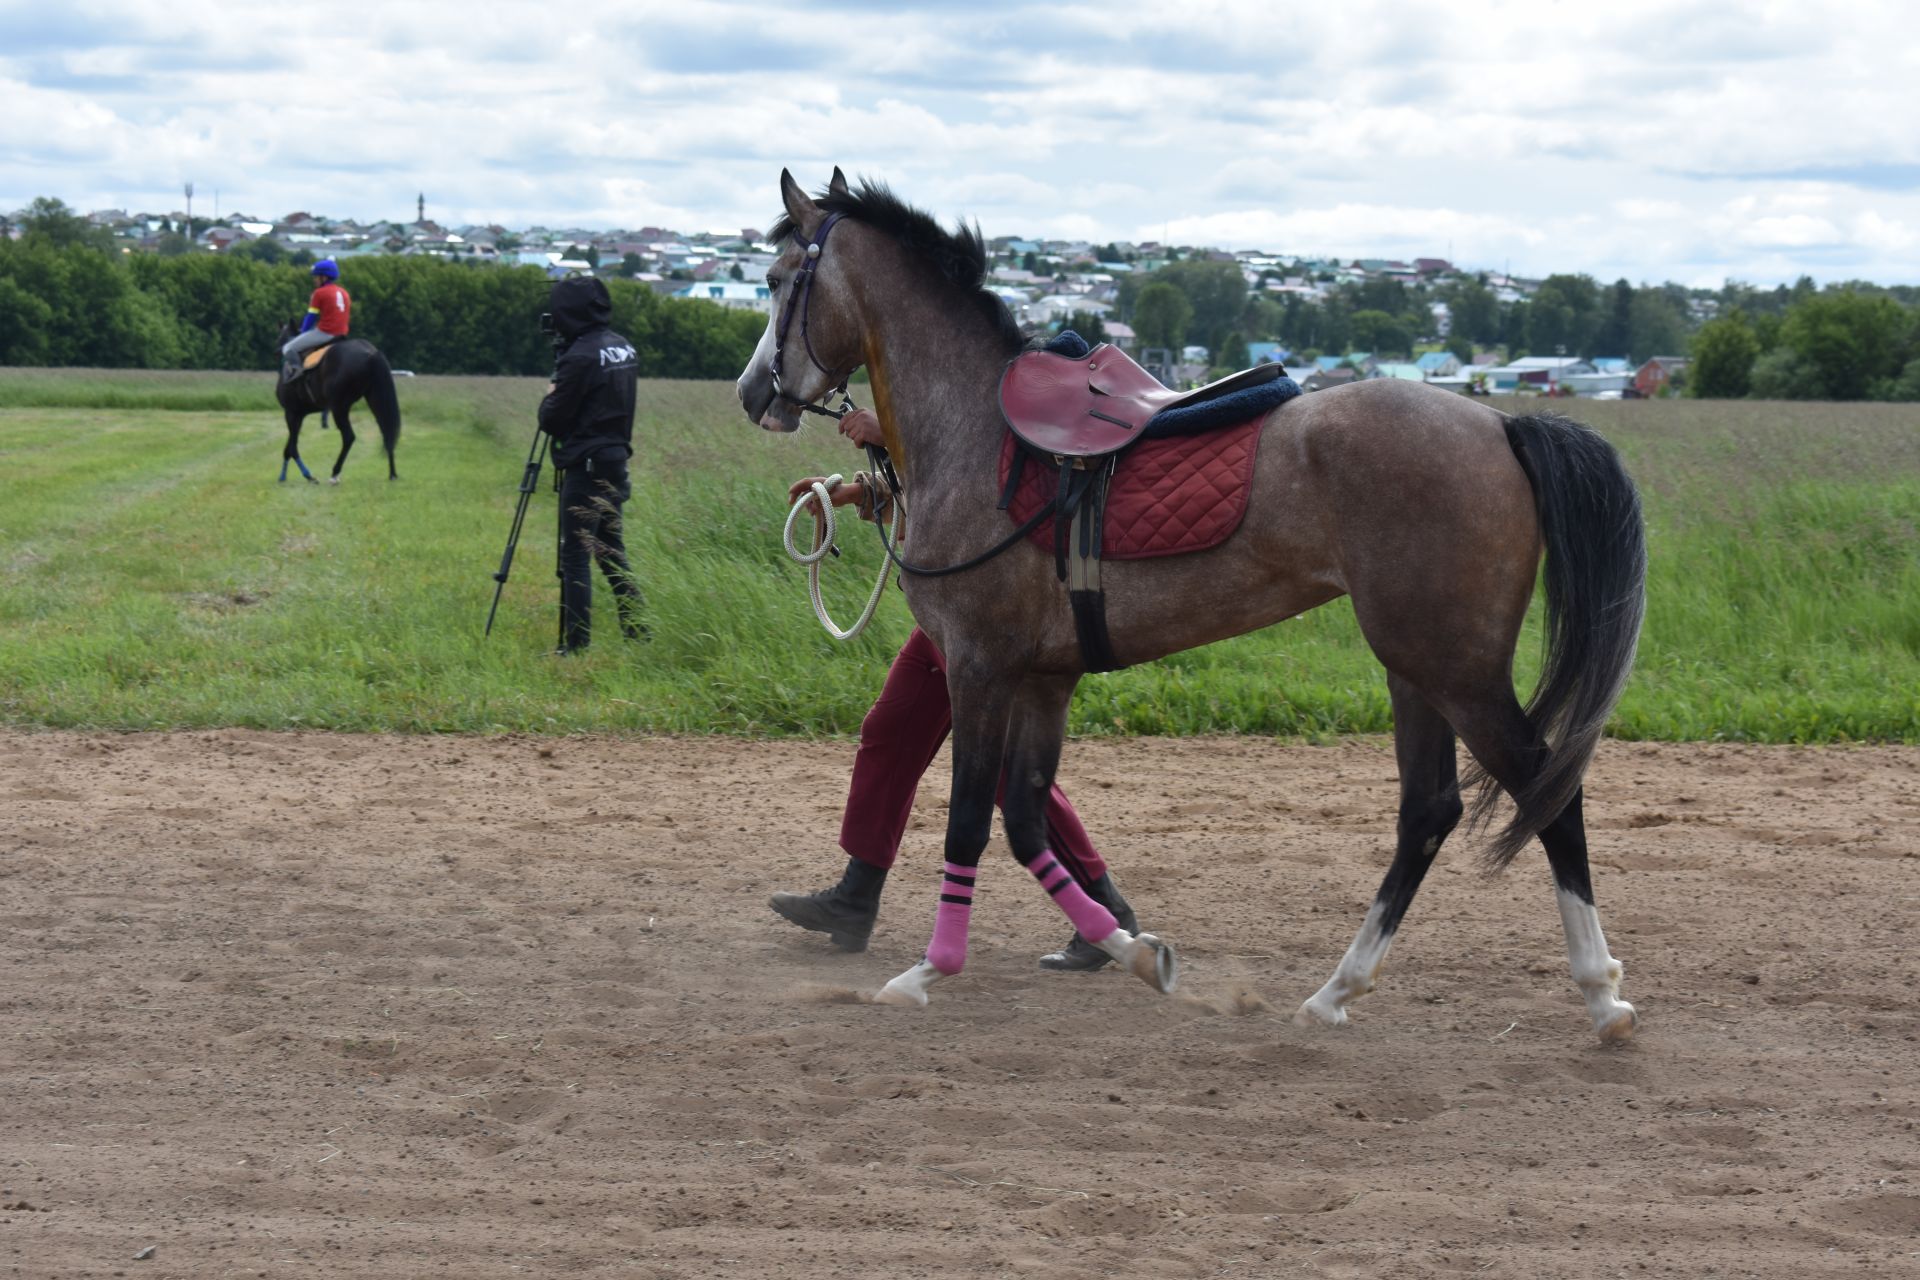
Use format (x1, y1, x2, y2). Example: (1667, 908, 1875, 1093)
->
(2, 730, 1917, 1279)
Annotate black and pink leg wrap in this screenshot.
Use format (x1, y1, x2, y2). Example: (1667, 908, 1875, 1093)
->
(1026, 849, 1119, 942)
(926, 862, 976, 974)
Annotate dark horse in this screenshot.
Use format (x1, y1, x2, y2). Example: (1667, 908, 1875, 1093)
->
(738, 171, 1648, 1042)
(274, 321, 402, 483)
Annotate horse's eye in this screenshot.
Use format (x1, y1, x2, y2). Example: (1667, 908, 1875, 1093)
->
(766, 275, 780, 289)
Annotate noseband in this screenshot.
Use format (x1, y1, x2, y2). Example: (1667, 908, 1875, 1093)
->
(770, 212, 854, 419)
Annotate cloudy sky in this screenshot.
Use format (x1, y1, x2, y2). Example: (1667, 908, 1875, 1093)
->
(5, 0, 1917, 285)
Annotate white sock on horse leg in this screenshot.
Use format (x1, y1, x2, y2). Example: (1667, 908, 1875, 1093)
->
(1296, 901, 1394, 1027)
(1556, 887, 1636, 1041)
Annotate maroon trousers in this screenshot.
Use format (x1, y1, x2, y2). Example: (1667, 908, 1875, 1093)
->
(838, 628, 1109, 884)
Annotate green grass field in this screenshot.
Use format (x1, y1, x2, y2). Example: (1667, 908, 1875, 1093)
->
(1, 368, 1916, 740)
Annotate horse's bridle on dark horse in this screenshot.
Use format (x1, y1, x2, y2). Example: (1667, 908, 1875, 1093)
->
(776, 212, 1053, 579)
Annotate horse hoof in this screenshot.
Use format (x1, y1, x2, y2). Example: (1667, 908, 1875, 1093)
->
(1293, 997, 1348, 1028)
(1596, 1003, 1639, 1044)
(1125, 934, 1179, 994)
(328, 476, 340, 486)
(873, 959, 940, 1007)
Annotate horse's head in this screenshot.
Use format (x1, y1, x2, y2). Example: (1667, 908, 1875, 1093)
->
(737, 167, 866, 433)
(277, 317, 297, 344)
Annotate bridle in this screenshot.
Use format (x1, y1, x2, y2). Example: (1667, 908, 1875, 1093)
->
(767, 207, 1043, 586)
(769, 211, 856, 421)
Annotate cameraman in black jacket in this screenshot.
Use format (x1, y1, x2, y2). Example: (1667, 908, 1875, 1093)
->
(538, 275, 644, 653)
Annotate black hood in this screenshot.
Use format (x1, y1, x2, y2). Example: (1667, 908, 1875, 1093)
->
(549, 275, 612, 339)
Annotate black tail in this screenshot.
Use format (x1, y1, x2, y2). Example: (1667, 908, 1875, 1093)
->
(1476, 412, 1647, 867)
(363, 351, 403, 459)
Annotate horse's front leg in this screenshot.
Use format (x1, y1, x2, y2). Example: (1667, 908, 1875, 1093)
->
(1001, 675, 1178, 995)
(328, 406, 356, 483)
(873, 659, 1014, 1007)
(282, 410, 315, 483)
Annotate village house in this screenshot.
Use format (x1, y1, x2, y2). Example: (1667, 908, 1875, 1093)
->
(674, 280, 774, 314)
(1634, 357, 1688, 397)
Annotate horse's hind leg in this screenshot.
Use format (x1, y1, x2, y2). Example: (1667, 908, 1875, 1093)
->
(999, 676, 1177, 995)
(1443, 690, 1637, 1042)
(1297, 674, 1462, 1027)
(328, 405, 356, 483)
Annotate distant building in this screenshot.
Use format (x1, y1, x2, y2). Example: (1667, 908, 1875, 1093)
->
(675, 281, 774, 314)
(1301, 367, 1361, 393)
(1369, 362, 1426, 382)
(1634, 357, 1688, 397)
(1415, 351, 1462, 378)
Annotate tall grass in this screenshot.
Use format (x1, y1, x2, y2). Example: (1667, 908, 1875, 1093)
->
(0, 370, 1914, 740)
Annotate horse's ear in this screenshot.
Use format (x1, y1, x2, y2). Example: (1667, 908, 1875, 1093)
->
(828, 167, 850, 197)
(780, 168, 819, 234)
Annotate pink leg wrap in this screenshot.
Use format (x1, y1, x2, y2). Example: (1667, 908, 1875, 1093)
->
(1027, 850, 1119, 942)
(926, 862, 976, 975)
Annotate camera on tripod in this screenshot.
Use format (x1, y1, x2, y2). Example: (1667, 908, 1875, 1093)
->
(538, 311, 565, 356)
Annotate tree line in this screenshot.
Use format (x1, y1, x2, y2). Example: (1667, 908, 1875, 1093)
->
(0, 199, 765, 378)
(1087, 249, 1920, 401)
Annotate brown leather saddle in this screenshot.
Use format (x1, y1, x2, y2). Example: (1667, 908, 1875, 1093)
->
(302, 342, 338, 371)
(994, 344, 1290, 674)
(999, 343, 1285, 458)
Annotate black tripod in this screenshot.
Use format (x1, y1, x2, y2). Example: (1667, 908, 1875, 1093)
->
(484, 422, 559, 646)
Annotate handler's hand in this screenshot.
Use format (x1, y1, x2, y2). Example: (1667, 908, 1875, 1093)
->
(786, 475, 866, 508)
(838, 407, 886, 448)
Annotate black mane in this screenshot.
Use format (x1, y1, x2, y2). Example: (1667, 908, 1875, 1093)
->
(770, 178, 1026, 353)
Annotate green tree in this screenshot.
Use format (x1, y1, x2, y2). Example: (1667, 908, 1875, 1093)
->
(1626, 290, 1688, 364)
(237, 237, 289, 265)
(1132, 282, 1193, 352)
(1212, 331, 1249, 373)
(1884, 357, 1920, 402)
(1442, 276, 1500, 346)
(1062, 309, 1109, 344)
(20, 196, 109, 249)
(1776, 291, 1908, 400)
(1151, 259, 1246, 355)
(1595, 278, 1633, 356)
(0, 274, 54, 364)
(1749, 347, 1820, 399)
(1686, 312, 1759, 398)
(1349, 309, 1410, 356)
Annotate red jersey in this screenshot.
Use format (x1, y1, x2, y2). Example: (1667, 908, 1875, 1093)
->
(308, 283, 351, 335)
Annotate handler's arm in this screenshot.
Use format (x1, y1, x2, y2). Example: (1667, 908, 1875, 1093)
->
(537, 343, 587, 439)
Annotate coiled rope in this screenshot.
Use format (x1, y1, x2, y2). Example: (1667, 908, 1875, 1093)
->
(782, 474, 901, 641)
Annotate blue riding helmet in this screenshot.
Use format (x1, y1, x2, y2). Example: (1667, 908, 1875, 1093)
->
(312, 258, 339, 281)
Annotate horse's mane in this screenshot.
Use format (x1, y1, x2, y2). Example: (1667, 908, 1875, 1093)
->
(770, 178, 1027, 354)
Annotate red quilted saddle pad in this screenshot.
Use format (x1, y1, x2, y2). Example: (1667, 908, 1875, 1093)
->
(997, 415, 1266, 560)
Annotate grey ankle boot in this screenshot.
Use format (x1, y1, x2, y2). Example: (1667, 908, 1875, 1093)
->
(769, 857, 887, 952)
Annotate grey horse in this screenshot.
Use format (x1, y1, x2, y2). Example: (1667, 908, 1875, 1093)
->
(739, 170, 1646, 1042)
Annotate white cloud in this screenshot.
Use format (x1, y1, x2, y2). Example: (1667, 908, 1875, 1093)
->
(5, 0, 1920, 283)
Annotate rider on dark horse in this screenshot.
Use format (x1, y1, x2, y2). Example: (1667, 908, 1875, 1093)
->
(282, 258, 350, 384)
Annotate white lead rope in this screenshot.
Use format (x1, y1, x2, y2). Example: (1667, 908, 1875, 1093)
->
(782, 474, 900, 641)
